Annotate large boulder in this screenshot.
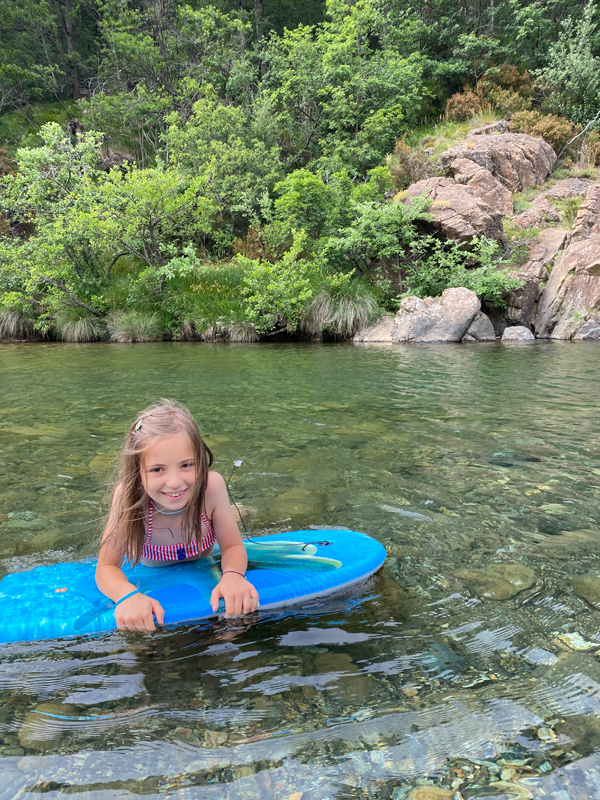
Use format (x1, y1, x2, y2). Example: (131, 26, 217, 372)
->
(448, 158, 513, 217)
(439, 133, 556, 193)
(505, 229, 567, 329)
(391, 287, 482, 343)
(402, 177, 504, 243)
(353, 315, 393, 342)
(573, 318, 600, 340)
(502, 326, 535, 341)
(462, 311, 497, 342)
(535, 185, 600, 339)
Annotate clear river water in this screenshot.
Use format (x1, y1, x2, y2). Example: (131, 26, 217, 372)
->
(1, 340, 600, 799)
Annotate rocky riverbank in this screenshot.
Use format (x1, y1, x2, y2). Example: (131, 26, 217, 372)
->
(356, 123, 600, 344)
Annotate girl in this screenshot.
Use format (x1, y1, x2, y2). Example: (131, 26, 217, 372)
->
(96, 400, 259, 632)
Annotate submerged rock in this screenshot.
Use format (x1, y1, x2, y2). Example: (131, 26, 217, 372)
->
(571, 570, 600, 608)
(18, 702, 81, 750)
(457, 563, 536, 600)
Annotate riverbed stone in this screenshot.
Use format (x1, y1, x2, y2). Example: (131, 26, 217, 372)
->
(406, 788, 454, 800)
(353, 315, 394, 342)
(571, 570, 600, 608)
(18, 702, 81, 750)
(501, 326, 535, 341)
(457, 563, 536, 600)
(392, 288, 481, 343)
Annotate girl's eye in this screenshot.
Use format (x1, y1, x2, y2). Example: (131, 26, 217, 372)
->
(182, 462, 195, 469)
(149, 467, 163, 473)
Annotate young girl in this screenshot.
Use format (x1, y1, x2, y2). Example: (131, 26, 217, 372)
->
(96, 400, 259, 632)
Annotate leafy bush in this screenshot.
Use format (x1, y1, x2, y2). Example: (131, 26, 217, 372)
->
(445, 91, 482, 121)
(54, 306, 105, 342)
(509, 111, 581, 154)
(108, 311, 163, 342)
(302, 276, 381, 337)
(386, 137, 431, 190)
(403, 237, 523, 307)
(238, 232, 320, 333)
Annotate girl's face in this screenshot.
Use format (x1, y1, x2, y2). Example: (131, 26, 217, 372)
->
(141, 432, 197, 512)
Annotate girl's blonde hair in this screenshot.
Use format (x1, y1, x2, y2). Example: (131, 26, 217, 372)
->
(104, 400, 214, 565)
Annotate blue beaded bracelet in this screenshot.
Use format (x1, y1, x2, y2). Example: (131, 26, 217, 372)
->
(114, 589, 142, 607)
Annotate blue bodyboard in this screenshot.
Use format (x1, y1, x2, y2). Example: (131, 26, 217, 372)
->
(0, 530, 386, 643)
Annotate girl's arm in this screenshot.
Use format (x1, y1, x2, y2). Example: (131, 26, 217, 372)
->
(96, 489, 165, 632)
(207, 471, 259, 616)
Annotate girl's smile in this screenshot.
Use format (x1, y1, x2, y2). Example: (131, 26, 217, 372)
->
(141, 432, 197, 511)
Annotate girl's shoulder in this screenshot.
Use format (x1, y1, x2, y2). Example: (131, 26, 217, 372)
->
(206, 469, 226, 492)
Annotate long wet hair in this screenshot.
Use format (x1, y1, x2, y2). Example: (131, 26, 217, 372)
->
(103, 400, 214, 565)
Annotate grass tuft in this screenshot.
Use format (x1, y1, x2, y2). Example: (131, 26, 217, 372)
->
(303, 278, 380, 337)
(0, 310, 35, 340)
(108, 310, 162, 342)
(55, 307, 105, 342)
(227, 321, 259, 342)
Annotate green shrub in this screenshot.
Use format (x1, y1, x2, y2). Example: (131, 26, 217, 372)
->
(108, 311, 163, 342)
(302, 276, 381, 337)
(239, 232, 319, 334)
(404, 237, 523, 307)
(54, 306, 105, 342)
(509, 111, 581, 155)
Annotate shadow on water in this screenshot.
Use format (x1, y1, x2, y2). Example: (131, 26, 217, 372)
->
(1, 341, 600, 797)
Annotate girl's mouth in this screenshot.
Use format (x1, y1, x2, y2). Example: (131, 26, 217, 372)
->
(162, 490, 186, 499)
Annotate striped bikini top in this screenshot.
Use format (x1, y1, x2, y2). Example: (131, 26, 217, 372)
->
(142, 501, 216, 562)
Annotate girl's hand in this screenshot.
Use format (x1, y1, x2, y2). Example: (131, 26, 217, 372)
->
(210, 573, 259, 616)
(115, 592, 165, 632)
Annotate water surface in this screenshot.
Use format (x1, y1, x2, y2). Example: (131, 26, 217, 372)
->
(1, 341, 600, 798)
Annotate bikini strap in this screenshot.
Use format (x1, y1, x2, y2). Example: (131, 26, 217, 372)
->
(201, 510, 214, 537)
(146, 501, 154, 543)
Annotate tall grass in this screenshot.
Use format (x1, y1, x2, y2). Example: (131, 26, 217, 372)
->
(108, 310, 163, 342)
(190, 262, 246, 338)
(0, 310, 35, 340)
(54, 307, 105, 342)
(303, 277, 381, 338)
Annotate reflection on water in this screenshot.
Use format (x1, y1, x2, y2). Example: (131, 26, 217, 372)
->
(1, 340, 600, 798)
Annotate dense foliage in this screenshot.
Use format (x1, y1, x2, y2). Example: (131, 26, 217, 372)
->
(3, 0, 598, 339)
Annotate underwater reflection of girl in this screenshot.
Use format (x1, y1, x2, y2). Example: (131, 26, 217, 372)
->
(96, 400, 259, 632)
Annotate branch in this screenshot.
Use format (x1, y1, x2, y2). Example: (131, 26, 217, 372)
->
(557, 107, 600, 161)
(39, 277, 103, 316)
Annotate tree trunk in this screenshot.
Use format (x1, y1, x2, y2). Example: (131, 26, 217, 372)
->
(254, 0, 263, 40)
(62, 0, 80, 101)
